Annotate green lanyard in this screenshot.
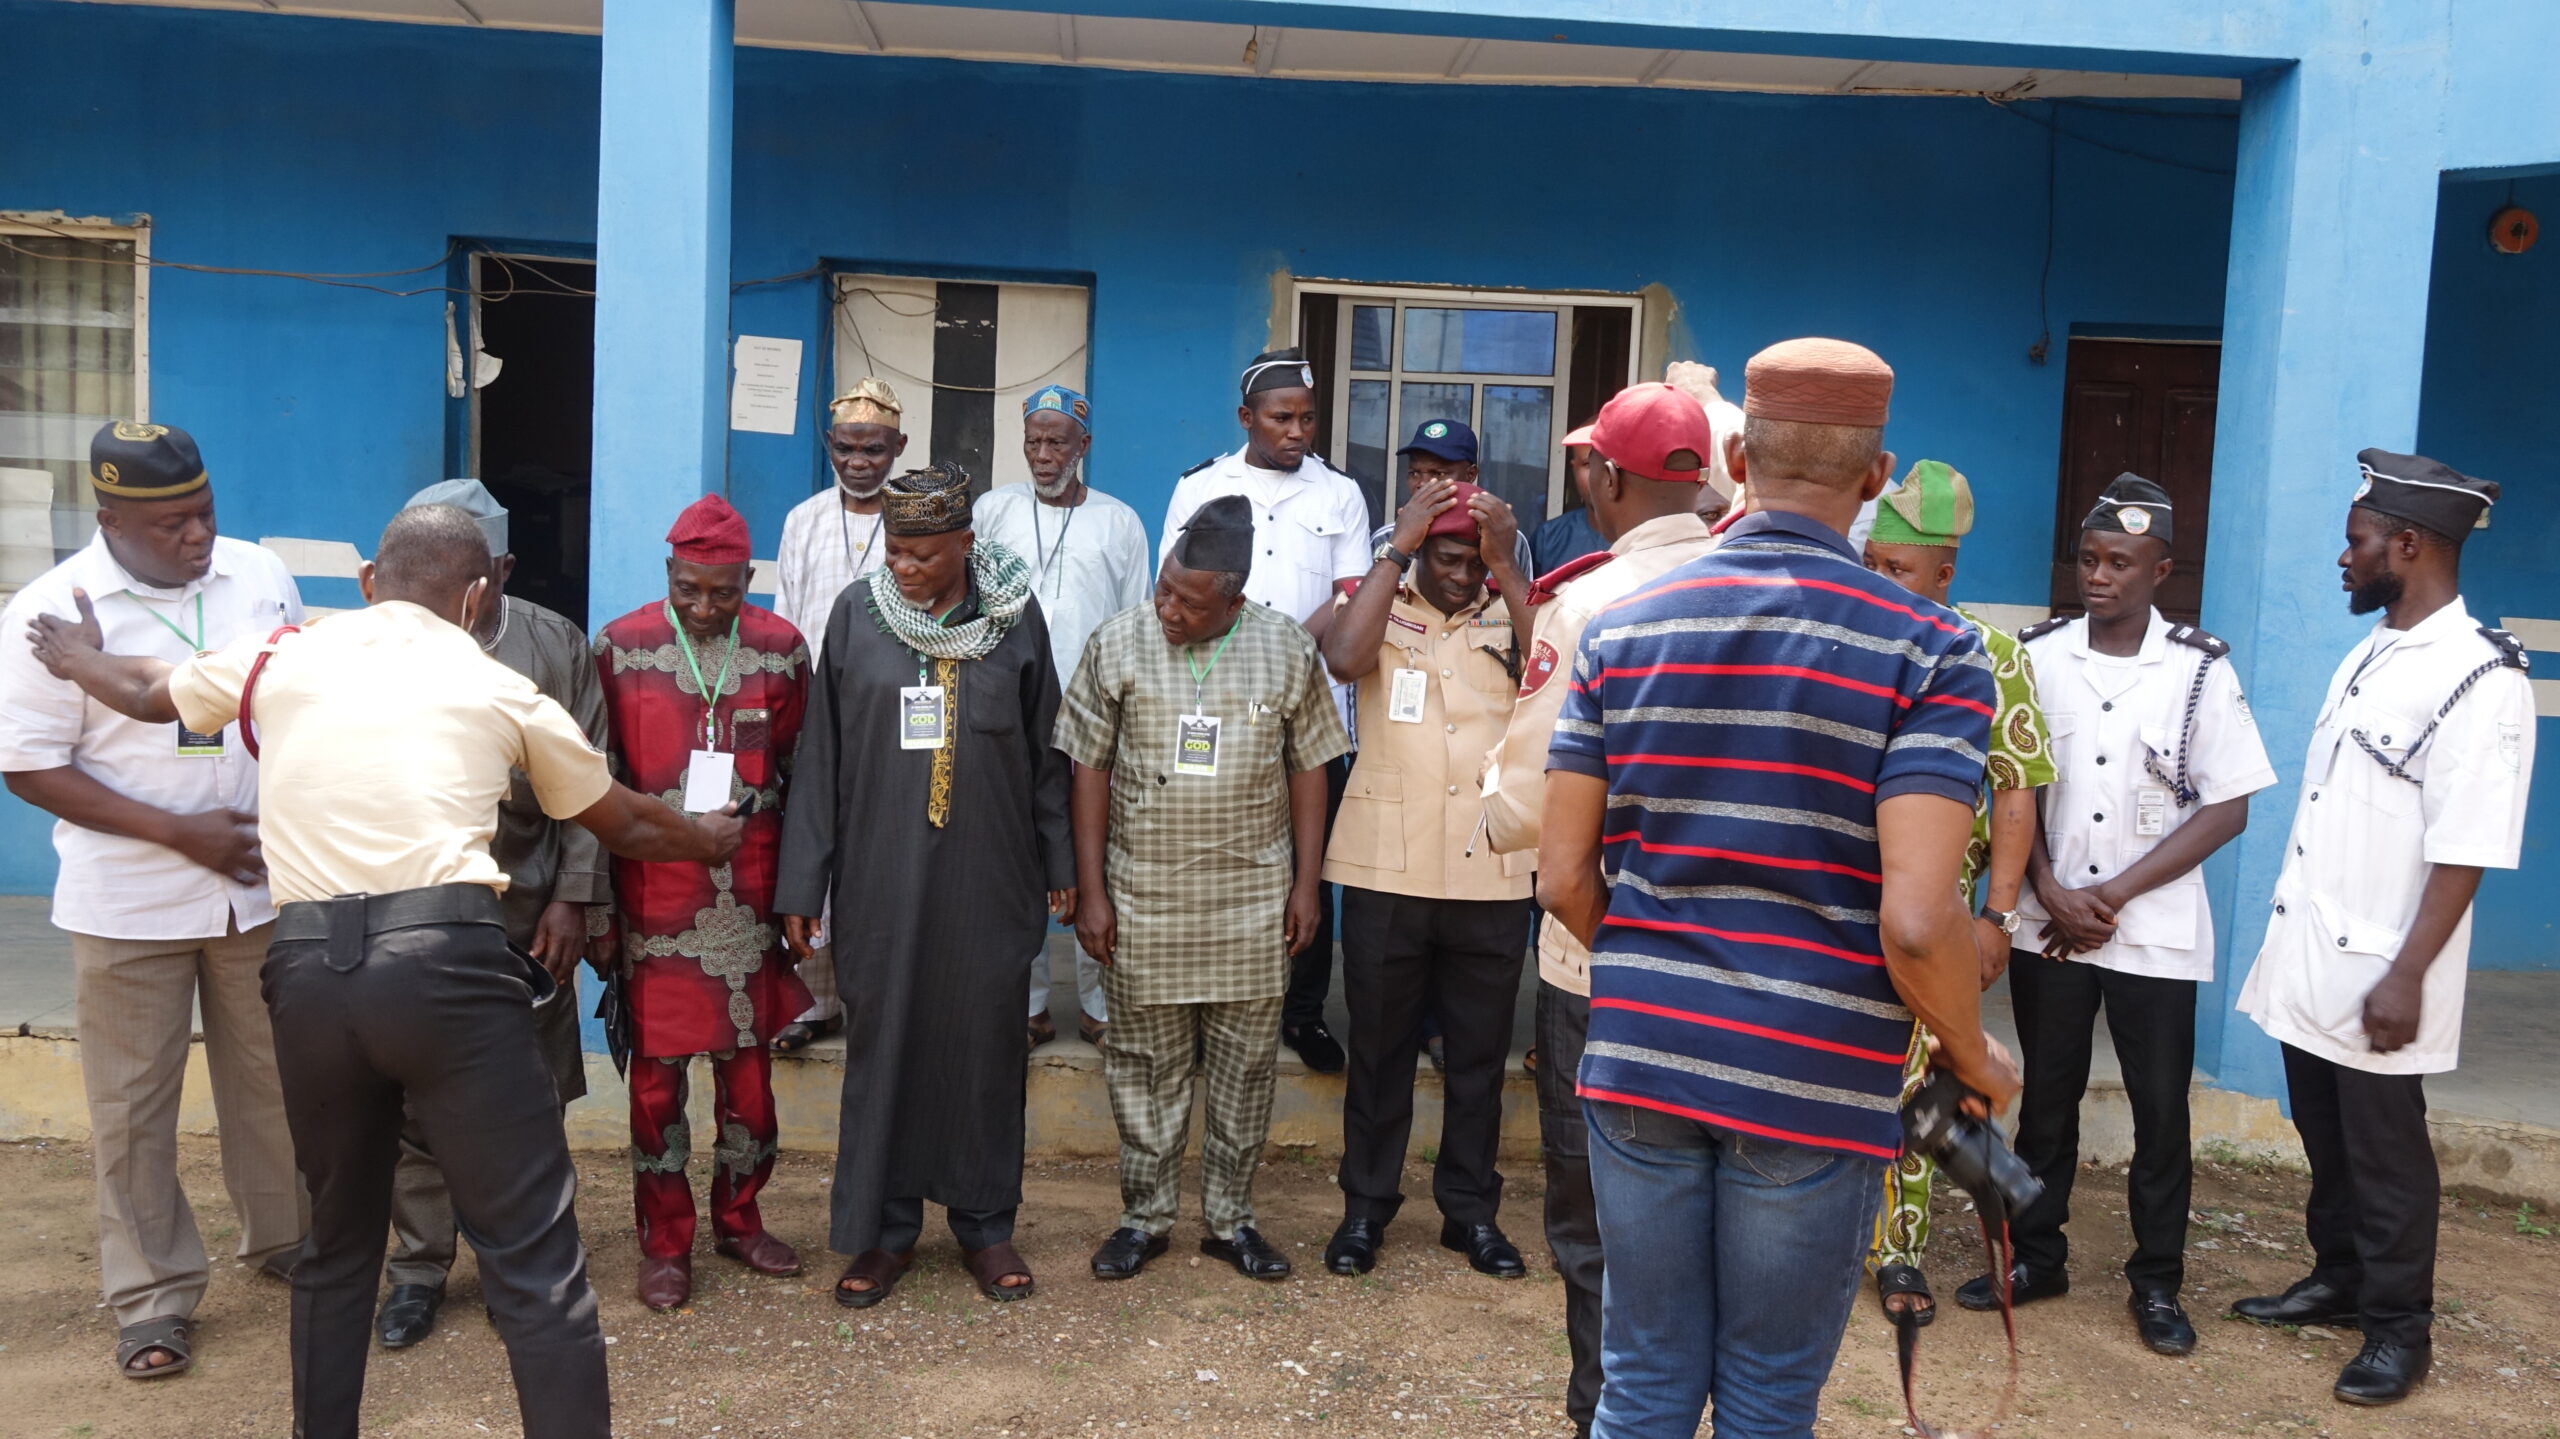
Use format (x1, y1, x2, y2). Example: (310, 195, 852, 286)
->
(665, 604, 740, 750)
(1184, 622, 1238, 716)
(126, 591, 205, 652)
(904, 599, 967, 686)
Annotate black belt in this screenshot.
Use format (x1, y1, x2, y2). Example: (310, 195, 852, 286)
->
(277, 883, 506, 974)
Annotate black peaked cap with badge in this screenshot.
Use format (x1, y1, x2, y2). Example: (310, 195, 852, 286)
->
(2081, 472, 2173, 547)
(1173, 494, 1256, 575)
(90, 420, 209, 500)
(2353, 448, 2498, 539)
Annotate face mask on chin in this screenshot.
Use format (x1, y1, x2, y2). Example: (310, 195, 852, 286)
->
(837, 472, 887, 501)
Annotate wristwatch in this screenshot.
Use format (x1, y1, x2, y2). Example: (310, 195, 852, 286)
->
(1981, 906, 2023, 937)
(1374, 540, 1415, 572)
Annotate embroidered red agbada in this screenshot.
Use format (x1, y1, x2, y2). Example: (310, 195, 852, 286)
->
(592, 601, 813, 1057)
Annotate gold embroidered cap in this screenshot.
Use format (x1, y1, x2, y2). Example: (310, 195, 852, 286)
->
(880, 462, 974, 536)
(90, 420, 209, 500)
(829, 376, 903, 428)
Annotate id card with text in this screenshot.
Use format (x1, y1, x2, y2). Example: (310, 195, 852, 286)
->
(1174, 714, 1221, 776)
(900, 685, 948, 750)
(1387, 667, 1427, 724)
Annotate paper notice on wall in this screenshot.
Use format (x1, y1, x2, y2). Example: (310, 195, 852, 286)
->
(729, 335, 804, 435)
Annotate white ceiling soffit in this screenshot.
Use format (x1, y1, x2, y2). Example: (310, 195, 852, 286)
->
(53, 0, 2245, 100)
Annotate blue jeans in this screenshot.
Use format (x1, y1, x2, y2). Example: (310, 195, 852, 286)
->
(1586, 1099, 1883, 1439)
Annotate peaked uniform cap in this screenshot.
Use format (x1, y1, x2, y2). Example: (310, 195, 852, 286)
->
(1869, 459, 1973, 547)
(2082, 472, 2174, 546)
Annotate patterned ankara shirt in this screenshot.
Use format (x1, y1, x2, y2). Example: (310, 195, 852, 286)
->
(1055, 601, 1350, 1005)
(1959, 607, 2056, 893)
(1549, 510, 1996, 1160)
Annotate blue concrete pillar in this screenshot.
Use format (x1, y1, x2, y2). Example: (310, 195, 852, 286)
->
(2195, 43, 2449, 1100)
(589, 0, 734, 626)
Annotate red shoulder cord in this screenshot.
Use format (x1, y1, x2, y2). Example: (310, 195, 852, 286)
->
(236, 625, 300, 761)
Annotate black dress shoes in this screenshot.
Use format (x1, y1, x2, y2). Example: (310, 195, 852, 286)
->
(1090, 1227, 1170, 1280)
(1440, 1220, 1527, 1279)
(1202, 1225, 1293, 1280)
(2334, 1337, 2430, 1405)
(2229, 1276, 2362, 1328)
(2128, 1289, 2197, 1355)
(1955, 1262, 2068, 1311)
(376, 1283, 444, 1349)
(1325, 1217, 1385, 1275)
(1283, 1022, 1347, 1075)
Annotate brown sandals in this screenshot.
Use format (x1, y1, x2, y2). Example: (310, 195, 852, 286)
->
(965, 1241, 1037, 1301)
(833, 1249, 913, 1309)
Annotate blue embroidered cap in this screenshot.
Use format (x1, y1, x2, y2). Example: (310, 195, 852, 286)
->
(1023, 384, 1091, 433)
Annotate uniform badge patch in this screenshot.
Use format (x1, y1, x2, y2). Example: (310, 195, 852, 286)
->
(2501, 720, 2524, 772)
(2236, 693, 2254, 726)
(1519, 638, 1561, 696)
(2121, 507, 2153, 536)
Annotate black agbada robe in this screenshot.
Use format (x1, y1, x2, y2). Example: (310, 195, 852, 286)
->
(774, 580, 1075, 1253)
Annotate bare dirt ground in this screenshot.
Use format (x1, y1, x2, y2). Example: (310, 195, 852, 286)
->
(5, 1138, 2560, 1438)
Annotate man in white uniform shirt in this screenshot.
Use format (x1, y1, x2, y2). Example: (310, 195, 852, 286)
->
(2233, 451, 2533, 1407)
(973, 384, 1150, 1045)
(0, 421, 306, 1380)
(1978, 474, 2275, 1358)
(1158, 346, 1369, 1073)
(769, 376, 907, 1048)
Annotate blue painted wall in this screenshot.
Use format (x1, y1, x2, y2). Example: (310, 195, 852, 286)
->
(2417, 173, 2560, 970)
(0, 3, 2244, 898)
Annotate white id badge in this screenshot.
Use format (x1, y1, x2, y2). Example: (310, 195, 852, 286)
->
(1387, 667, 1428, 724)
(1174, 714, 1222, 776)
(176, 723, 225, 758)
(683, 749, 736, 812)
(899, 685, 948, 750)
(2135, 786, 2169, 838)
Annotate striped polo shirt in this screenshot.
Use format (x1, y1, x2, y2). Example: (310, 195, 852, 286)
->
(1548, 509, 1995, 1159)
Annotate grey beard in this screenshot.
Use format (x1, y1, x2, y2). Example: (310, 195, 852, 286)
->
(1032, 468, 1080, 501)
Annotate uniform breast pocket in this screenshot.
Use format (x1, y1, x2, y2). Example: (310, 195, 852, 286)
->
(1328, 761, 1407, 873)
(730, 707, 772, 752)
(2044, 712, 2079, 772)
(2346, 711, 2424, 816)
(1290, 513, 1350, 578)
(1460, 628, 1519, 696)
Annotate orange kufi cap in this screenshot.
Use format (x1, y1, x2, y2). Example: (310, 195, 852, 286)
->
(1743, 338, 1894, 428)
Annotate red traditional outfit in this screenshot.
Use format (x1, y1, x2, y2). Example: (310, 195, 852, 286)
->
(593, 498, 812, 1262)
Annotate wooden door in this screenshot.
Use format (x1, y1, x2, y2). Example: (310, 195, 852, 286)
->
(2049, 338, 2220, 623)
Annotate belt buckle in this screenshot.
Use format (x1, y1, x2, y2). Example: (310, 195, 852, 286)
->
(324, 893, 370, 973)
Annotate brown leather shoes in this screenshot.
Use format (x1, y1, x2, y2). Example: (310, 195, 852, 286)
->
(637, 1253, 692, 1311)
(716, 1230, 804, 1277)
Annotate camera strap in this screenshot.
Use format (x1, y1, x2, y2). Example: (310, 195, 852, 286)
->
(1891, 1195, 2021, 1439)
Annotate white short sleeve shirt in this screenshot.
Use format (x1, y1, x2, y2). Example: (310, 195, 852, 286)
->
(2238, 597, 2535, 1073)
(2016, 609, 2277, 981)
(1158, 450, 1371, 625)
(0, 533, 304, 940)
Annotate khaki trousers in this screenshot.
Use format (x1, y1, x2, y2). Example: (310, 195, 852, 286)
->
(71, 920, 307, 1326)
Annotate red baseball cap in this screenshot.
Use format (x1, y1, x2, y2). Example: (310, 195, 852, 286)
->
(1587, 382, 1713, 483)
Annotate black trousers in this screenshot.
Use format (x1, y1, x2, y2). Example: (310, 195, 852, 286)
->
(1284, 755, 1351, 1029)
(1535, 980, 1603, 1437)
(1337, 888, 1530, 1226)
(2006, 953, 2195, 1292)
(263, 898, 606, 1439)
(2282, 1042, 2438, 1346)
(876, 1197, 1017, 1254)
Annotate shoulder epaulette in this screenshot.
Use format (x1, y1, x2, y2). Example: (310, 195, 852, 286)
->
(2165, 623, 2230, 659)
(2481, 625, 2530, 672)
(2015, 614, 2076, 643)
(1525, 551, 1617, 607)
(1179, 455, 1220, 479)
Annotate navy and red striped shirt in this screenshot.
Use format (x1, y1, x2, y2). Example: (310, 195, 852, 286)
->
(1548, 509, 1995, 1159)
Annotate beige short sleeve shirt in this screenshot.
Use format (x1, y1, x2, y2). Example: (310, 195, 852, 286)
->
(169, 601, 613, 906)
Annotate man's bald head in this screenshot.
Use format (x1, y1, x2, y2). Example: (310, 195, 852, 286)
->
(367, 503, 494, 620)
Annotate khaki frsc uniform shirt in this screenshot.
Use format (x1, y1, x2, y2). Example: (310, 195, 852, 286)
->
(168, 601, 614, 907)
(1322, 583, 1531, 901)
(1480, 512, 1717, 993)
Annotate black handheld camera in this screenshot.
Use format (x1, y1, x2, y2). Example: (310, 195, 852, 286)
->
(1901, 1069, 2042, 1219)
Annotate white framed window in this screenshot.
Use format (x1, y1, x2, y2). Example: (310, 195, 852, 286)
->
(0, 212, 148, 595)
(1294, 282, 1639, 528)
(831, 271, 1090, 493)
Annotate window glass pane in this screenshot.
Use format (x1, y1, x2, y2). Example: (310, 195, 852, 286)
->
(1395, 382, 1472, 503)
(1345, 379, 1390, 527)
(1480, 385, 1555, 523)
(1348, 305, 1391, 372)
(0, 232, 132, 597)
(1402, 308, 1556, 376)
